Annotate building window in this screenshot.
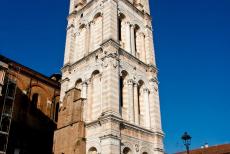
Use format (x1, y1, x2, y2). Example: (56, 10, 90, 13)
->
(119, 76, 123, 109)
(88, 147, 97, 154)
(123, 147, 132, 154)
(120, 70, 128, 116)
(31, 93, 39, 108)
(118, 13, 125, 43)
(55, 102, 59, 122)
(7, 81, 16, 98)
(118, 18, 122, 41)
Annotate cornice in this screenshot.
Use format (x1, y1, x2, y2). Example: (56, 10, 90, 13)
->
(61, 63, 71, 73)
(60, 77, 70, 84)
(74, 0, 96, 16)
(119, 48, 158, 73)
(101, 39, 121, 50)
(67, 10, 77, 20)
(70, 48, 103, 70)
(119, 0, 151, 20)
(85, 113, 164, 137)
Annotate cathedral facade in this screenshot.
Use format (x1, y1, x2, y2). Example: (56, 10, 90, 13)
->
(54, 0, 164, 153)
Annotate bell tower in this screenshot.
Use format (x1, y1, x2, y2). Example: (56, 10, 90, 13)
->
(54, 0, 164, 153)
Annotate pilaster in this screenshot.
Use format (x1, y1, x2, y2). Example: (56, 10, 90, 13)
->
(133, 82, 139, 125)
(127, 79, 134, 123)
(101, 40, 121, 117)
(64, 12, 76, 65)
(143, 88, 150, 129)
(103, 0, 118, 42)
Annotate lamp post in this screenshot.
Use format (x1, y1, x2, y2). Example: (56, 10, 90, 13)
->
(181, 132, 192, 154)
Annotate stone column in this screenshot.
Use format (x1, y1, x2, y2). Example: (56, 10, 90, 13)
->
(81, 81, 87, 99)
(86, 80, 92, 122)
(140, 32, 146, 63)
(145, 28, 155, 65)
(85, 22, 91, 55)
(102, 0, 118, 41)
(82, 81, 88, 122)
(74, 32, 80, 62)
(133, 83, 139, 125)
(149, 87, 156, 130)
(64, 17, 75, 65)
(127, 79, 134, 123)
(130, 24, 136, 56)
(89, 21, 95, 52)
(143, 88, 150, 129)
(125, 22, 131, 53)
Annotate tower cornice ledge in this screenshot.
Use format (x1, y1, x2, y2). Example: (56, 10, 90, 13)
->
(74, 0, 100, 16)
(61, 63, 71, 73)
(70, 48, 103, 70)
(119, 0, 151, 19)
(86, 114, 164, 137)
(67, 10, 77, 20)
(119, 48, 158, 73)
(121, 121, 164, 137)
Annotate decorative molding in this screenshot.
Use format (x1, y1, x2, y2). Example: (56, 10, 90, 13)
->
(61, 64, 71, 73)
(60, 77, 70, 84)
(101, 39, 121, 51)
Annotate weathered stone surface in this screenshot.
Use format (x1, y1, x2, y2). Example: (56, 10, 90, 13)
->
(54, 88, 86, 154)
(56, 0, 164, 153)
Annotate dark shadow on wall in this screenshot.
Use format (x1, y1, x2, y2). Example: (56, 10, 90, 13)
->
(0, 84, 56, 154)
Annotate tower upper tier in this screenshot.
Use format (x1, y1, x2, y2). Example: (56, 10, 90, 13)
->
(70, 0, 150, 14)
(64, 0, 156, 67)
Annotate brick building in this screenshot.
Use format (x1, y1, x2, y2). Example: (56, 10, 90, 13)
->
(177, 144, 230, 154)
(0, 55, 60, 154)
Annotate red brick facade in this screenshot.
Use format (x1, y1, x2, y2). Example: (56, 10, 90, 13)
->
(177, 144, 230, 154)
(0, 55, 60, 154)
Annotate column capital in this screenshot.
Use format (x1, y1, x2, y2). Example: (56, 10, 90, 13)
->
(130, 24, 135, 28)
(127, 79, 134, 85)
(125, 21, 131, 25)
(137, 31, 145, 37)
(149, 77, 159, 85)
(143, 88, 149, 93)
(133, 82, 138, 87)
(82, 81, 88, 86)
(89, 20, 95, 25)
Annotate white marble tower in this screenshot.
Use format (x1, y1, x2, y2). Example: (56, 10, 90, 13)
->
(60, 0, 164, 153)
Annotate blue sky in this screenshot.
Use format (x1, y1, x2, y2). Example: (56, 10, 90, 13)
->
(0, 0, 230, 153)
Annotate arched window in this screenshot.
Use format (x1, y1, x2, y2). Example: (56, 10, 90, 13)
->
(123, 147, 132, 154)
(55, 102, 60, 122)
(91, 13, 103, 51)
(143, 152, 148, 154)
(89, 70, 101, 121)
(120, 71, 128, 115)
(88, 147, 97, 154)
(118, 13, 126, 47)
(75, 79, 83, 98)
(134, 25, 140, 57)
(75, 79, 83, 90)
(78, 24, 87, 59)
(31, 93, 39, 108)
(120, 70, 129, 120)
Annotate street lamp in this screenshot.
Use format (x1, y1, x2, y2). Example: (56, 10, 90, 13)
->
(181, 132, 192, 154)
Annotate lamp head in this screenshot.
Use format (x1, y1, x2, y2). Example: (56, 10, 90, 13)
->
(181, 132, 192, 145)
